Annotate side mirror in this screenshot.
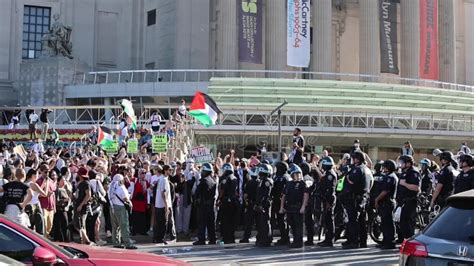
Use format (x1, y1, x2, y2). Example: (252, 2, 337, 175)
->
(32, 246, 56, 265)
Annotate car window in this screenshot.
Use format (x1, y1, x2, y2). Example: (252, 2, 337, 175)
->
(0, 225, 36, 263)
(424, 206, 474, 243)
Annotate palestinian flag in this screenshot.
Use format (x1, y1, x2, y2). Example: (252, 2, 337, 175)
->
(97, 126, 114, 146)
(189, 91, 222, 127)
(118, 99, 137, 130)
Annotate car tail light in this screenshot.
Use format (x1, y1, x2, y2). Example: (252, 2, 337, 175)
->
(400, 239, 428, 258)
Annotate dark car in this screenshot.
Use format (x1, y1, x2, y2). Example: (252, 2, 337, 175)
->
(0, 215, 189, 266)
(399, 189, 474, 266)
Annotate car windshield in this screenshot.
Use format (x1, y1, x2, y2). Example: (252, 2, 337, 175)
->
(423, 204, 474, 243)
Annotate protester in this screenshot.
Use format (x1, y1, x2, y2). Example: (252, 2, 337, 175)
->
(74, 167, 93, 245)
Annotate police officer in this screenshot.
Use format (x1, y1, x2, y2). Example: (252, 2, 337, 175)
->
(419, 158, 433, 195)
(369, 161, 384, 231)
(272, 161, 291, 245)
(280, 165, 309, 248)
(255, 164, 273, 247)
(217, 163, 239, 244)
(454, 154, 474, 194)
(193, 163, 217, 245)
(374, 160, 398, 249)
(301, 162, 315, 246)
(396, 155, 421, 242)
(240, 167, 259, 243)
(431, 151, 456, 209)
(317, 156, 337, 247)
(342, 151, 372, 249)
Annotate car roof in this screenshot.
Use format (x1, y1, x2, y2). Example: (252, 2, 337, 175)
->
(447, 189, 474, 204)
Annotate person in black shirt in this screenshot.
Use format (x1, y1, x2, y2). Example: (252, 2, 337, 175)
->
(300, 162, 315, 246)
(342, 151, 372, 249)
(40, 108, 52, 141)
(289, 128, 304, 165)
(396, 155, 421, 242)
(317, 157, 338, 247)
(217, 163, 239, 244)
(454, 154, 474, 194)
(240, 167, 258, 243)
(1, 169, 31, 226)
(419, 158, 433, 195)
(280, 165, 309, 249)
(193, 163, 217, 245)
(431, 151, 456, 209)
(74, 167, 92, 245)
(374, 160, 398, 250)
(254, 164, 273, 247)
(272, 162, 291, 246)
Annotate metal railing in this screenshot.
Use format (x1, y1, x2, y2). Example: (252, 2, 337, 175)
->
(74, 69, 474, 93)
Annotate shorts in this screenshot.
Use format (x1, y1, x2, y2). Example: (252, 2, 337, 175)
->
(29, 123, 36, 132)
(151, 125, 160, 133)
(74, 210, 87, 231)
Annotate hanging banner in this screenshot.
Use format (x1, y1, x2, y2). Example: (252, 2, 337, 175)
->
(420, 0, 439, 80)
(191, 146, 214, 164)
(238, 0, 263, 64)
(379, 0, 399, 74)
(152, 134, 168, 153)
(287, 0, 311, 67)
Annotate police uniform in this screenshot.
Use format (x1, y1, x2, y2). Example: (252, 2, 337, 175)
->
(241, 176, 258, 242)
(303, 173, 315, 245)
(396, 166, 421, 241)
(195, 175, 217, 244)
(342, 164, 372, 248)
(255, 176, 273, 246)
(219, 173, 239, 244)
(272, 173, 291, 244)
(420, 168, 433, 195)
(377, 172, 398, 248)
(319, 169, 337, 245)
(283, 179, 309, 247)
(435, 164, 455, 208)
(454, 169, 474, 194)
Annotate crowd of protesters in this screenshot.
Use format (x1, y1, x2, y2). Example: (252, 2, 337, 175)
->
(0, 111, 473, 251)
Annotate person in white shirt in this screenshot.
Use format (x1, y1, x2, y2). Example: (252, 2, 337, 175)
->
(108, 174, 136, 249)
(178, 99, 187, 120)
(461, 142, 471, 155)
(29, 111, 39, 140)
(32, 139, 45, 155)
(118, 119, 128, 145)
(150, 111, 162, 134)
(153, 165, 173, 244)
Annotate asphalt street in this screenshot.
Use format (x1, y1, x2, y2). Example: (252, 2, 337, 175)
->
(136, 238, 400, 265)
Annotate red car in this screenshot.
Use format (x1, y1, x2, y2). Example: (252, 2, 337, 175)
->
(0, 215, 188, 265)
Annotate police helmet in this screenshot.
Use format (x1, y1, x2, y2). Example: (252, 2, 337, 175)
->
(221, 163, 234, 174)
(439, 151, 455, 162)
(374, 160, 384, 173)
(432, 148, 442, 157)
(201, 163, 213, 174)
(275, 161, 289, 175)
(382, 160, 397, 173)
(289, 164, 302, 175)
(300, 162, 311, 176)
(351, 151, 365, 163)
(419, 158, 431, 166)
(342, 153, 351, 161)
(258, 164, 273, 176)
(398, 155, 414, 165)
(459, 154, 474, 167)
(249, 167, 259, 178)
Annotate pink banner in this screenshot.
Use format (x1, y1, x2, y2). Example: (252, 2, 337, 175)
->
(419, 0, 439, 80)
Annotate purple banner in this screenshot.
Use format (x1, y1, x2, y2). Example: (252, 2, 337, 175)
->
(238, 0, 262, 64)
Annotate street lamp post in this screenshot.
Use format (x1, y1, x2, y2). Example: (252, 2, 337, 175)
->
(270, 100, 288, 161)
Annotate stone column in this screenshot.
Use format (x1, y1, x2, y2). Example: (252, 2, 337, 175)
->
(265, 0, 287, 77)
(312, 0, 334, 78)
(367, 146, 379, 161)
(439, 0, 456, 83)
(104, 97, 113, 124)
(218, 0, 238, 70)
(465, 0, 474, 85)
(359, 0, 380, 81)
(401, 0, 420, 80)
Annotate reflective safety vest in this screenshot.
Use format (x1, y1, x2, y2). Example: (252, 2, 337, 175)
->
(336, 175, 345, 192)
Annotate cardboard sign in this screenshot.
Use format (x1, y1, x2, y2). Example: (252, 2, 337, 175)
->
(127, 139, 138, 154)
(13, 145, 27, 162)
(191, 146, 213, 163)
(101, 140, 118, 154)
(152, 135, 168, 153)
